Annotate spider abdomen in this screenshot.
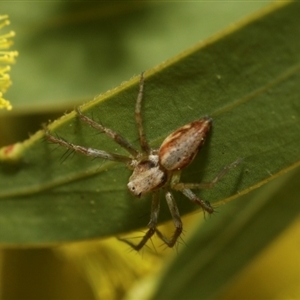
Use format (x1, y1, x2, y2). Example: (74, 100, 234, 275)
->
(159, 117, 212, 171)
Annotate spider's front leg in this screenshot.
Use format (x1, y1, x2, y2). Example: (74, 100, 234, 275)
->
(135, 72, 150, 154)
(155, 190, 183, 248)
(75, 107, 139, 158)
(43, 126, 132, 164)
(119, 190, 183, 250)
(118, 191, 160, 251)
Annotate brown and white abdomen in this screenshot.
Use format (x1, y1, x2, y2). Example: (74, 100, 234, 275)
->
(159, 117, 212, 171)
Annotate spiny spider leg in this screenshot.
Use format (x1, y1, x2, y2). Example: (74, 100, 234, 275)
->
(44, 127, 132, 164)
(181, 188, 214, 214)
(75, 107, 139, 157)
(170, 170, 214, 214)
(118, 190, 160, 251)
(170, 158, 243, 214)
(155, 190, 183, 247)
(173, 158, 243, 190)
(135, 72, 151, 154)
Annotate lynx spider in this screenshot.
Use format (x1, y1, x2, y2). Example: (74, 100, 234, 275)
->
(44, 73, 241, 250)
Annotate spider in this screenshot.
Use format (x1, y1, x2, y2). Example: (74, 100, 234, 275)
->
(44, 73, 241, 250)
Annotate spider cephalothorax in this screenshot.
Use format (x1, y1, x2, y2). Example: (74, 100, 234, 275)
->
(45, 73, 240, 250)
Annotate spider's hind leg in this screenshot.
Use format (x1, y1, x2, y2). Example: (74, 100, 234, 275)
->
(173, 158, 243, 191)
(171, 159, 243, 214)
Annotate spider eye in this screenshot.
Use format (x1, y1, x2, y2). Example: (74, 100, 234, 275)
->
(131, 186, 142, 197)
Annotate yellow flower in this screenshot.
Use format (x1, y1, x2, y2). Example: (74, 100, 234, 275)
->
(0, 15, 18, 110)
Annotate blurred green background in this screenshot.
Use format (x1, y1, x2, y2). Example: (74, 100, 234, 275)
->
(2, 2, 300, 300)
(1, 1, 269, 145)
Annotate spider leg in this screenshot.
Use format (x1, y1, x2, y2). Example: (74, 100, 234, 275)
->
(135, 72, 151, 154)
(170, 170, 214, 214)
(155, 190, 183, 247)
(118, 190, 160, 251)
(75, 107, 139, 157)
(44, 127, 132, 164)
(171, 159, 242, 214)
(173, 158, 243, 190)
(181, 188, 214, 214)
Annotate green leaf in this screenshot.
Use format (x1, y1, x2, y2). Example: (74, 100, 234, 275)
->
(1, 1, 300, 246)
(151, 166, 300, 299)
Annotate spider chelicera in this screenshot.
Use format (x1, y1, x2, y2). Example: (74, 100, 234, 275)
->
(44, 73, 241, 250)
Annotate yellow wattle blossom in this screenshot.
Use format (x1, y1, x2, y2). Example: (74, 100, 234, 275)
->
(0, 15, 18, 110)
